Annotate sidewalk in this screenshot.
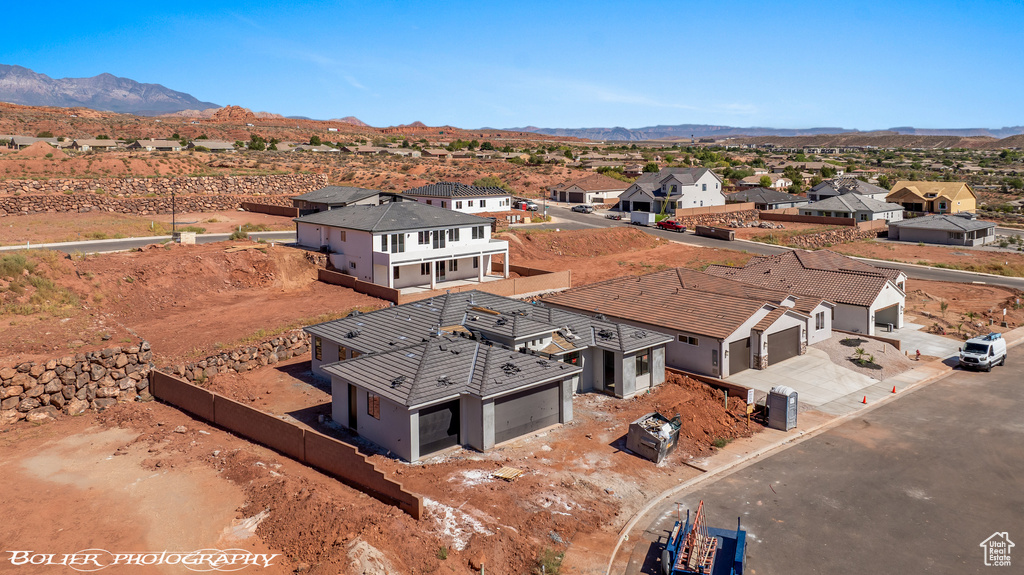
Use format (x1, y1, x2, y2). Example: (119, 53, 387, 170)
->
(562, 326, 1024, 575)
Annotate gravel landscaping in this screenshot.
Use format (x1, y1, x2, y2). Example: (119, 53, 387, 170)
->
(812, 334, 918, 381)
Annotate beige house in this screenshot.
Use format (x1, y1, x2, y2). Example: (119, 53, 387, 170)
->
(886, 181, 977, 214)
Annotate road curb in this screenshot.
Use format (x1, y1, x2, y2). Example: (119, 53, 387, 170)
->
(598, 352, 978, 575)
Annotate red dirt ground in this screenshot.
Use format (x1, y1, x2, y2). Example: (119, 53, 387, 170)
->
(0, 242, 386, 365)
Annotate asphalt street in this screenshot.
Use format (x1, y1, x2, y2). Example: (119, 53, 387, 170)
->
(0, 230, 297, 254)
(627, 351, 1024, 575)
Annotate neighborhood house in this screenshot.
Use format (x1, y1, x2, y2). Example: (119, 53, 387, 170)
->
(725, 187, 808, 210)
(402, 182, 512, 214)
(306, 291, 673, 461)
(706, 250, 906, 336)
(798, 194, 904, 222)
(293, 202, 509, 290)
(888, 213, 996, 246)
(543, 268, 835, 379)
(886, 180, 977, 214)
(618, 168, 725, 213)
(291, 185, 401, 214)
(807, 178, 890, 202)
(549, 173, 629, 204)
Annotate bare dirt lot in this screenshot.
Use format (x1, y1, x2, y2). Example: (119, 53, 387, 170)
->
(0, 210, 294, 245)
(500, 227, 755, 285)
(831, 237, 1024, 277)
(904, 278, 1024, 338)
(0, 242, 386, 365)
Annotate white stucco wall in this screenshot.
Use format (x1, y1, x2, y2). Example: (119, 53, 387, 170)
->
(410, 195, 511, 213)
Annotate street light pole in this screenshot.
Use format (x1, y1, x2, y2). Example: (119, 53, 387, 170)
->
(172, 188, 176, 232)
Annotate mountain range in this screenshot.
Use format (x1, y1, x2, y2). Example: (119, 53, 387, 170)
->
(0, 64, 218, 115)
(3, 64, 1023, 140)
(507, 124, 1024, 141)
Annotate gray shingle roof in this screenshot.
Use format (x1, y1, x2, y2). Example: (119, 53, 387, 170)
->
(321, 335, 582, 408)
(802, 194, 903, 214)
(890, 214, 995, 232)
(403, 182, 509, 198)
(293, 201, 491, 232)
(292, 186, 382, 205)
(305, 291, 673, 358)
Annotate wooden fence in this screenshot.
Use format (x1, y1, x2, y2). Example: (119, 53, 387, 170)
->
(149, 371, 422, 519)
(674, 203, 754, 217)
(241, 202, 300, 218)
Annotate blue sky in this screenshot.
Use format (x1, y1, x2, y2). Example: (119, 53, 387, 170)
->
(3, 1, 1022, 129)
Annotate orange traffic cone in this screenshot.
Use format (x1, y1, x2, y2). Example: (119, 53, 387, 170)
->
(862, 396, 867, 404)
(891, 386, 897, 394)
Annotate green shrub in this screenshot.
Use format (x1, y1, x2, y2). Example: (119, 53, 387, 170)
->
(178, 226, 206, 234)
(0, 254, 36, 279)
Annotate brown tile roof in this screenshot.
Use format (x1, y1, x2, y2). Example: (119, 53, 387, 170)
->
(705, 250, 902, 307)
(551, 173, 629, 193)
(542, 267, 818, 340)
(752, 308, 788, 332)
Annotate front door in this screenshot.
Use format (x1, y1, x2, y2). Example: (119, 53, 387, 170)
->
(348, 384, 357, 430)
(603, 350, 616, 395)
(435, 261, 446, 282)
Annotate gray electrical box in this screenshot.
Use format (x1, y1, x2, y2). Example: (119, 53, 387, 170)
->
(767, 385, 798, 431)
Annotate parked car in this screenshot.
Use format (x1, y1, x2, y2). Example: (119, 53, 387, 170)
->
(517, 201, 539, 211)
(656, 219, 687, 232)
(605, 213, 623, 220)
(571, 204, 595, 213)
(958, 332, 1007, 371)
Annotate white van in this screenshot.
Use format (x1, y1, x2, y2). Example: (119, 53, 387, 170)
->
(958, 333, 1008, 372)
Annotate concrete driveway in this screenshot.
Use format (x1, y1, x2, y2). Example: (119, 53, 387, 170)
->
(888, 322, 964, 357)
(726, 347, 878, 407)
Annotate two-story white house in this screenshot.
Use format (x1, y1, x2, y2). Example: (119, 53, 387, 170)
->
(293, 202, 509, 290)
(402, 182, 512, 214)
(618, 168, 725, 213)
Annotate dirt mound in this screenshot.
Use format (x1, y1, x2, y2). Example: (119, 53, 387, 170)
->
(0, 242, 386, 364)
(503, 227, 665, 260)
(17, 140, 64, 157)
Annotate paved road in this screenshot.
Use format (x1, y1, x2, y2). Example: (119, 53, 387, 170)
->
(0, 231, 297, 254)
(627, 351, 1024, 575)
(534, 206, 1024, 289)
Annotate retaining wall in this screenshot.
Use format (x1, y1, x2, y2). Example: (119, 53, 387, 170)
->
(149, 370, 422, 519)
(772, 222, 887, 249)
(673, 209, 760, 228)
(760, 211, 859, 226)
(0, 341, 154, 425)
(241, 202, 301, 218)
(165, 330, 312, 383)
(0, 174, 326, 197)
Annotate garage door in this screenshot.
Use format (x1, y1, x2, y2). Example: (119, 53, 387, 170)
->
(875, 304, 899, 328)
(729, 338, 750, 375)
(494, 383, 560, 444)
(418, 400, 460, 456)
(568, 191, 587, 204)
(767, 326, 800, 366)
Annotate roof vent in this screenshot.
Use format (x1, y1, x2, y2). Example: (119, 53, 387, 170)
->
(597, 328, 616, 340)
(390, 375, 406, 389)
(594, 313, 606, 321)
(436, 376, 454, 388)
(536, 359, 550, 367)
(632, 330, 648, 339)
(346, 329, 360, 339)
(347, 310, 362, 317)
(495, 317, 508, 326)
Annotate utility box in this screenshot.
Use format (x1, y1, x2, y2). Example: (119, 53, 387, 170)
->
(172, 231, 196, 245)
(626, 412, 681, 463)
(767, 385, 798, 431)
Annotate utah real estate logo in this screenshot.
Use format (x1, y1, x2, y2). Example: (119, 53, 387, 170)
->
(980, 532, 1014, 567)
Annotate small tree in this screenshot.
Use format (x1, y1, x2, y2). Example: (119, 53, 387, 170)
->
(643, 162, 659, 173)
(309, 135, 322, 146)
(759, 175, 773, 188)
(36, 131, 54, 138)
(940, 301, 949, 317)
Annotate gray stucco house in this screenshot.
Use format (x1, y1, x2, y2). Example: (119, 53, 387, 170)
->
(888, 213, 996, 246)
(726, 187, 808, 210)
(799, 194, 904, 222)
(291, 185, 401, 215)
(305, 291, 673, 461)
